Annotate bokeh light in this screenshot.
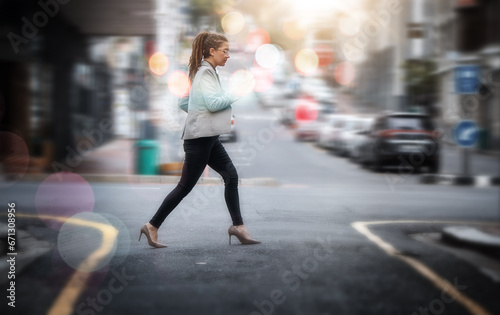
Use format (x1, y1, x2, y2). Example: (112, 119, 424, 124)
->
(0, 131, 29, 187)
(314, 44, 334, 67)
(334, 61, 356, 85)
(57, 212, 116, 272)
(35, 172, 95, 230)
(213, 0, 235, 15)
(255, 44, 283, 69)
(167, 71, 191, 98)
(246, 28, 271, 51)
(149, 52, 169, 76)
(295, 95, 319, 121)
(295, 49, 319, 75)
(251, 67, 273, 93)
(221, 11, 245, 35)
(229, 69, 256, 97)
(339, 15, 360, 36)
(283, 19, 307, 40)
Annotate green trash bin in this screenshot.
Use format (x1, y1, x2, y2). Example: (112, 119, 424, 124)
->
(478, 128, 490, 150)
(135, 140, 159, 175)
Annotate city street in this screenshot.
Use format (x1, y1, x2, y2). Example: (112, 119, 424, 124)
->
(2, 104, 500, 315)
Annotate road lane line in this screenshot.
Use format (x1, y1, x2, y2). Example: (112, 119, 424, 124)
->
(18, 213, 119, 315)
(352, 220, 497, 315)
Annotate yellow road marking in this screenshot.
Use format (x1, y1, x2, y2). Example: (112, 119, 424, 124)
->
(18, 213, 119, 315)
(351, 220, 498, 315)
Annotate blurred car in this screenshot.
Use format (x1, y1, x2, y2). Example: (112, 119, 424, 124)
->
(219, 115, 238, 142)
(280, 93, 335, 128)
(331, 115, 365, 156)
(346, 117, 374, 162)
(258, 85, 287, 108)
(294, 120, 323, 142)
(317, 114, 352, 150)
(300, 77, 336, 107)
(359, 113, 440, 173)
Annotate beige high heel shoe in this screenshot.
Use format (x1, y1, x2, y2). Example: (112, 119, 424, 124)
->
(139, 224, 167, 248)
(228, 225, 261, 245)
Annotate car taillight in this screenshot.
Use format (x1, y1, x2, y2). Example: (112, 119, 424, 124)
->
(378, 130, 394, 138)
(231, 118, 234, 125)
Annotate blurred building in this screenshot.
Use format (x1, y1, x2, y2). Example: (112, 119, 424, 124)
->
(433, 0, 500, 150)
(352, 0, 499, 150)
(0, 0, 192, 175)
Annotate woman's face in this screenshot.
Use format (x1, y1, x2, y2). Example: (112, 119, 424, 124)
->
(212, 41, 230, 67)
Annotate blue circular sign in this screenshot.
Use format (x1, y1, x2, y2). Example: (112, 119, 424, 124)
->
(454, 120, 479, 148)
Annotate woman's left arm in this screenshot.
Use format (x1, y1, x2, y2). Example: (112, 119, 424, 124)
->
(200, 71, 237, 113)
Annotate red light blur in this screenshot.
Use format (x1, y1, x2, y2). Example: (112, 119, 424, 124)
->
(295, 94, 319, 121)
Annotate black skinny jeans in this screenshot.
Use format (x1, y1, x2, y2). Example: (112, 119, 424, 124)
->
(149, 136, 243, 228)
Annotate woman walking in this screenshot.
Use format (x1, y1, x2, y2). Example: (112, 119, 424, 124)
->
(139, 32, 260, 248)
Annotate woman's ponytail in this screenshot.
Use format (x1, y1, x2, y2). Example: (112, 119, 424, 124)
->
(188, 32, 209, 81)
(187, 32, 228, 81)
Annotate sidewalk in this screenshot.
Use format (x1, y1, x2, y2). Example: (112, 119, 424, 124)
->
(420, 141, 500, 186)
(73, 138, 135, 175)
(20, 138, 280, 187)
(442, 226, 500, 259)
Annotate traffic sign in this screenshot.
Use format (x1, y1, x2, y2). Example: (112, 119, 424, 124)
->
(454, 120, 479, 147)
(454, 65, 479, 94)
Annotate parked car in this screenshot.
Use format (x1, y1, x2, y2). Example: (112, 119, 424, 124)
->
(331, 115, 366, 156)
(346, 117, 374, 163)
(294, 120, 323, 142)
(317, 114, 352, 150)
(219, 115, 238, 142)
(359, 113, 440, 173)
(258, 85, 287, 108)
(281, 93, 335, 128)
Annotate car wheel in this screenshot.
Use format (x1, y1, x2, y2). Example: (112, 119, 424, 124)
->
(428, 160, 439, 174)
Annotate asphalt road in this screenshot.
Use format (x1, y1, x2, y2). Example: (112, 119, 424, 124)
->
(1, 104, 500, 315)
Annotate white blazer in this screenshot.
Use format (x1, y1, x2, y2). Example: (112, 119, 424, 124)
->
(179, 60, 237, 140)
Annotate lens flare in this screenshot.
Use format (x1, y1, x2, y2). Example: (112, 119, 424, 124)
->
(295, 95, 319, 121)
(213, 0, 235, 15)
(167, 71, 191, 98)
(0, 131, 29, 188)
(252, 67, 273, 93)
(221, 11, 245, 35)
(57, 212, 116, 272)
(255, 44, 282, 69)
(283, 19, 307, 40)
(149, 52, 169, 76)
(229, 69, 256, 97)
(334, 62, 356, 86)
(35, 172, 95, 230)
(246, 28, 271, 51)
(295, 49, 319, 75)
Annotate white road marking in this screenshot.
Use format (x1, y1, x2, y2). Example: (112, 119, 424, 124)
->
(352, 220, 498, 315)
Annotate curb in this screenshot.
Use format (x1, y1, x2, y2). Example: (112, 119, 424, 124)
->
(18, 173, 281, 187)
(441, 226, 500, 259)
(420, 174, 500, 186)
